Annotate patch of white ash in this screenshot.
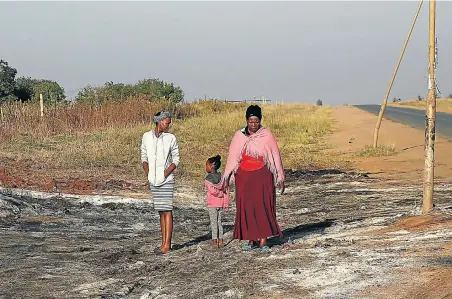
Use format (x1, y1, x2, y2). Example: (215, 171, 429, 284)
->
(203, 289, 244, 299)
(278, 243, 412, 298)
(73, 278, 122, 293)
(386, 229, 410, 235)
(324, 186, 418, 194)
(0, 186, 153, 206)
(257, 216, 418, 298)
(385, 229, 452, 243)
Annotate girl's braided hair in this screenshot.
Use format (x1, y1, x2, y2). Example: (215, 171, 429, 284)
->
(207, 155, 222, 170)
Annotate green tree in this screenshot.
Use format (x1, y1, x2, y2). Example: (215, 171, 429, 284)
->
(136, 78, 184, 103)
(14, 77, 65, 103)
(0, 60, 17, 100)
(0, 60, 65, 103)
(14, 77, 40, 101)
(76, 82, 137, 106)
(76, 78, 184, 105)
(33, 80, 65, 104)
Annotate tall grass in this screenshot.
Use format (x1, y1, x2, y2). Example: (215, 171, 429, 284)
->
(0, 98, 201, 141)
(0, 99, 343, 184)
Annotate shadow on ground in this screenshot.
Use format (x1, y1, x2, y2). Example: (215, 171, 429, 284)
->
(269, 219, 336, 246)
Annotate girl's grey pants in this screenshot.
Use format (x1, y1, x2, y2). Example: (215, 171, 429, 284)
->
(208, 207, 223, 240)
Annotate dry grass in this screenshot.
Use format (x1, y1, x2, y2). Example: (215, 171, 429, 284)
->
(0, 100, 345, 184)
(391, 97, 452, 113)
(356, 144, 397, 157)
(0, 98, 200, 141)
(174, 103, 343, 180)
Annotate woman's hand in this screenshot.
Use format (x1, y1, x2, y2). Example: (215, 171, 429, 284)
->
(278, 181, 285, 195)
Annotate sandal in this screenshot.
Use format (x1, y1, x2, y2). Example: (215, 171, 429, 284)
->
(242, 244, 254, 251)
(242, 243, 259, 251)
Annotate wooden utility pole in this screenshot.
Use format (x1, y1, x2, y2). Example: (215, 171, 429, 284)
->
(423, 0, 437, 213)
(373, 0, 424, 148)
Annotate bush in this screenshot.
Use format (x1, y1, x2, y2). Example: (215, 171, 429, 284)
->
(76, 78, 184, 106)
(356, 144, 397, 157)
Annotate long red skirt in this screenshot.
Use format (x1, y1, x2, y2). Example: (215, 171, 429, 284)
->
(233, 166, 283, 240)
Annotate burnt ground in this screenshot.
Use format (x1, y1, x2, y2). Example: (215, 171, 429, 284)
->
(1, 170, 452, 299)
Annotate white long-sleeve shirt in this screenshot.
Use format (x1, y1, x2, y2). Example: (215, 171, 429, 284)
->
(140, 130, 180, 187)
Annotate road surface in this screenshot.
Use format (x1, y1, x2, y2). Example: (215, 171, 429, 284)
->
(355, 105, 452, 140)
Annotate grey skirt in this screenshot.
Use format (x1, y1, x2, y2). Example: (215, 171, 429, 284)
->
(150, 181, 175, 211)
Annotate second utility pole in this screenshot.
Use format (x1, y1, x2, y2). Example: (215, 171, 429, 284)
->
(373, 0, 424, 148)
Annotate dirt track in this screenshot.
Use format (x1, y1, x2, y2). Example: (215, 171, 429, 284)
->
(2, 170, 452, 299)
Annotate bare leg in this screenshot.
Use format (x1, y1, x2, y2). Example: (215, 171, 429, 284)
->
(161, 211, 173, 253)
(159, 211, 165, 250)
(259, 238, 268, 248)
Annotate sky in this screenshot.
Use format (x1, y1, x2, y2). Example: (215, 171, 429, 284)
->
(1, 1, 452, 105)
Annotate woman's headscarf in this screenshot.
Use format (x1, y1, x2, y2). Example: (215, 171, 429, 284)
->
(246, 105, 262, 120)
(154, 110, 171, 123)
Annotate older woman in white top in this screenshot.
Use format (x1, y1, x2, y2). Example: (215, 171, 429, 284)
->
(141, 110, 180, 255)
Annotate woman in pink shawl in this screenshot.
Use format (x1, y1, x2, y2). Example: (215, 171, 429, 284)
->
(222, 105, 285, 251)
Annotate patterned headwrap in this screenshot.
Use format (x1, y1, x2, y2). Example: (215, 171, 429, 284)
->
(153, 110, 171, 123)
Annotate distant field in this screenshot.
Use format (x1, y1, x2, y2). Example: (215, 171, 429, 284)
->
(0, 99, 346, 187)
(390, 97, 452, 113)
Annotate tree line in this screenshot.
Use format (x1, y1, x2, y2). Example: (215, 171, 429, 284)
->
(0, 59, 184, 105)
(0, 60, 65, 104)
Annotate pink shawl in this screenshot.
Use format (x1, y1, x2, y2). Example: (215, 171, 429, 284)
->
(223, 127, 285, 185)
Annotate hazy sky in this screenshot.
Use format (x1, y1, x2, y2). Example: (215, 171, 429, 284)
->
(1, 1, 451, 105)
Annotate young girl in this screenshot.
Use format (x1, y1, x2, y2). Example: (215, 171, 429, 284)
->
(205, 155, 229, 248)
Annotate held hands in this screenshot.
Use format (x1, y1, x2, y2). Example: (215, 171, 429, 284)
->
(222, 179, 229, 192)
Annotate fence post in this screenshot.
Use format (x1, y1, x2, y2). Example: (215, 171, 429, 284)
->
(40, 93, 44, 118)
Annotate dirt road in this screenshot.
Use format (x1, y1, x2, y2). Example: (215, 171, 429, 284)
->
(330, 106, 452, 183)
